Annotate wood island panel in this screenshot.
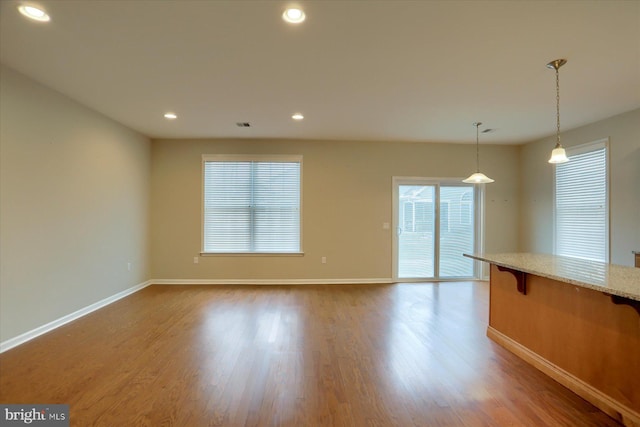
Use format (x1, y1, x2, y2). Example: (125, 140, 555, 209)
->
(489, 264, 640, 426)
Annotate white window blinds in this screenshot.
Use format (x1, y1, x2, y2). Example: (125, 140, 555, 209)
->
(203, 156, 301, 253)
(554, 140, 608, 262)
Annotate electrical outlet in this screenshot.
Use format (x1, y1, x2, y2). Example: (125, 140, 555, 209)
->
(127, 262, 132, 271)
(382, 222, 390, 230)
(193, 257, 199, 264)
(321, 256, 327, 264)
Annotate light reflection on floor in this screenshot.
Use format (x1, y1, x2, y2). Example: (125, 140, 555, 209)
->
(197, 291, 304, 423)
(385, 283, 494, 403)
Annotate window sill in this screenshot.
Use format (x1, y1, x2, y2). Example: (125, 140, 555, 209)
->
(200, 252, 304, 257)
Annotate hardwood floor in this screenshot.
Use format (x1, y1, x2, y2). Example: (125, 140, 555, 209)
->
(0, 283, 621, 426)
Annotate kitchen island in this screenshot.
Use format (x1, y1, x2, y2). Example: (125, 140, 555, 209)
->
(465, 253, 640, 426)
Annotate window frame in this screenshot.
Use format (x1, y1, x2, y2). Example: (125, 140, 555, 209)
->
(552, 138, 610, 262)
(200, 154, 303, 256)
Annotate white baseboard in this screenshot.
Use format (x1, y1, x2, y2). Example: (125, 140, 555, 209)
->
(0, 280, 153, 353)
(151, 278, 395, 285)
(0, 278, 393, 353)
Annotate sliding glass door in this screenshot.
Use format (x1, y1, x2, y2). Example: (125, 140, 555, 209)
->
(393, 178, 479, 280)
(439, 185, 475, 277)
(397, 185, 436, 278)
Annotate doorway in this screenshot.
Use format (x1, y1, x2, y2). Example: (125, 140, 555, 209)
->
(392, 178, 482, 280)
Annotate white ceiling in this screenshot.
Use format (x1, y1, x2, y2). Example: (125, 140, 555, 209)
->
(1, 0, 639, 144)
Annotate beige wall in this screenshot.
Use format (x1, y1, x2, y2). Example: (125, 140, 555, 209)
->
(0, 66, 151, 342)
(2, 62, 634, 346)
(519, 108, 640, 266)
(150, 138, 520, 280)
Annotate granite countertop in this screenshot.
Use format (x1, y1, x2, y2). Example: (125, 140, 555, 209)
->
(464, 252, 640, 302)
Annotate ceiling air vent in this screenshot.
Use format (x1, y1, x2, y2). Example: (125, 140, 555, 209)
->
(236, 122, 251, 127)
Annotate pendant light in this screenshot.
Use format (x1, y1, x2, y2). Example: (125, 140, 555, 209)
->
(547, 59, 569, 164)
(463, 122, 494, 184)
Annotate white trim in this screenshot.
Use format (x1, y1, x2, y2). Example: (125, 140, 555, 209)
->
(0, 280, 153, 353)
(434, 185, 441, 277)
(394, 277, 489, 283)
(475, 185, 486, 278)
(200, 252, 304, 257)
(567, 138, 609, 156)
(202, 154, 303, 162)
(2, 276, 495, 353)
(391, 178, 400, 277)
(151, 278, 395, 285)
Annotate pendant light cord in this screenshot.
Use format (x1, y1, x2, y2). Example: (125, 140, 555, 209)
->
(555, 66, 561, 147)
(475, 123, 480, 172)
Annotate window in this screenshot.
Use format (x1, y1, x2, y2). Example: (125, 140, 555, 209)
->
(554, 139, 608, 262)
(202, 155, 302, 254)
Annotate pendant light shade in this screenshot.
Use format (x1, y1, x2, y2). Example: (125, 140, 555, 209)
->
(463, 122, 494, 184)
(549, 146, 569, 163)
(547, 59, 569, 164)
(463, 172, 494, 184)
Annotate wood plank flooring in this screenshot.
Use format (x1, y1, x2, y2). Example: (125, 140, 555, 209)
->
(0, 283, 621, 426)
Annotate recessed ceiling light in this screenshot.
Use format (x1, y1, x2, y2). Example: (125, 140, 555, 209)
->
(164, 112, 177, 120)
(17, 4, 50, 22)
(282, 8, 305, 24)
(292, 113, 304, 120)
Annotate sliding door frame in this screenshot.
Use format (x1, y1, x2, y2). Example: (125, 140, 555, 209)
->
(392, 177, 485, 282)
